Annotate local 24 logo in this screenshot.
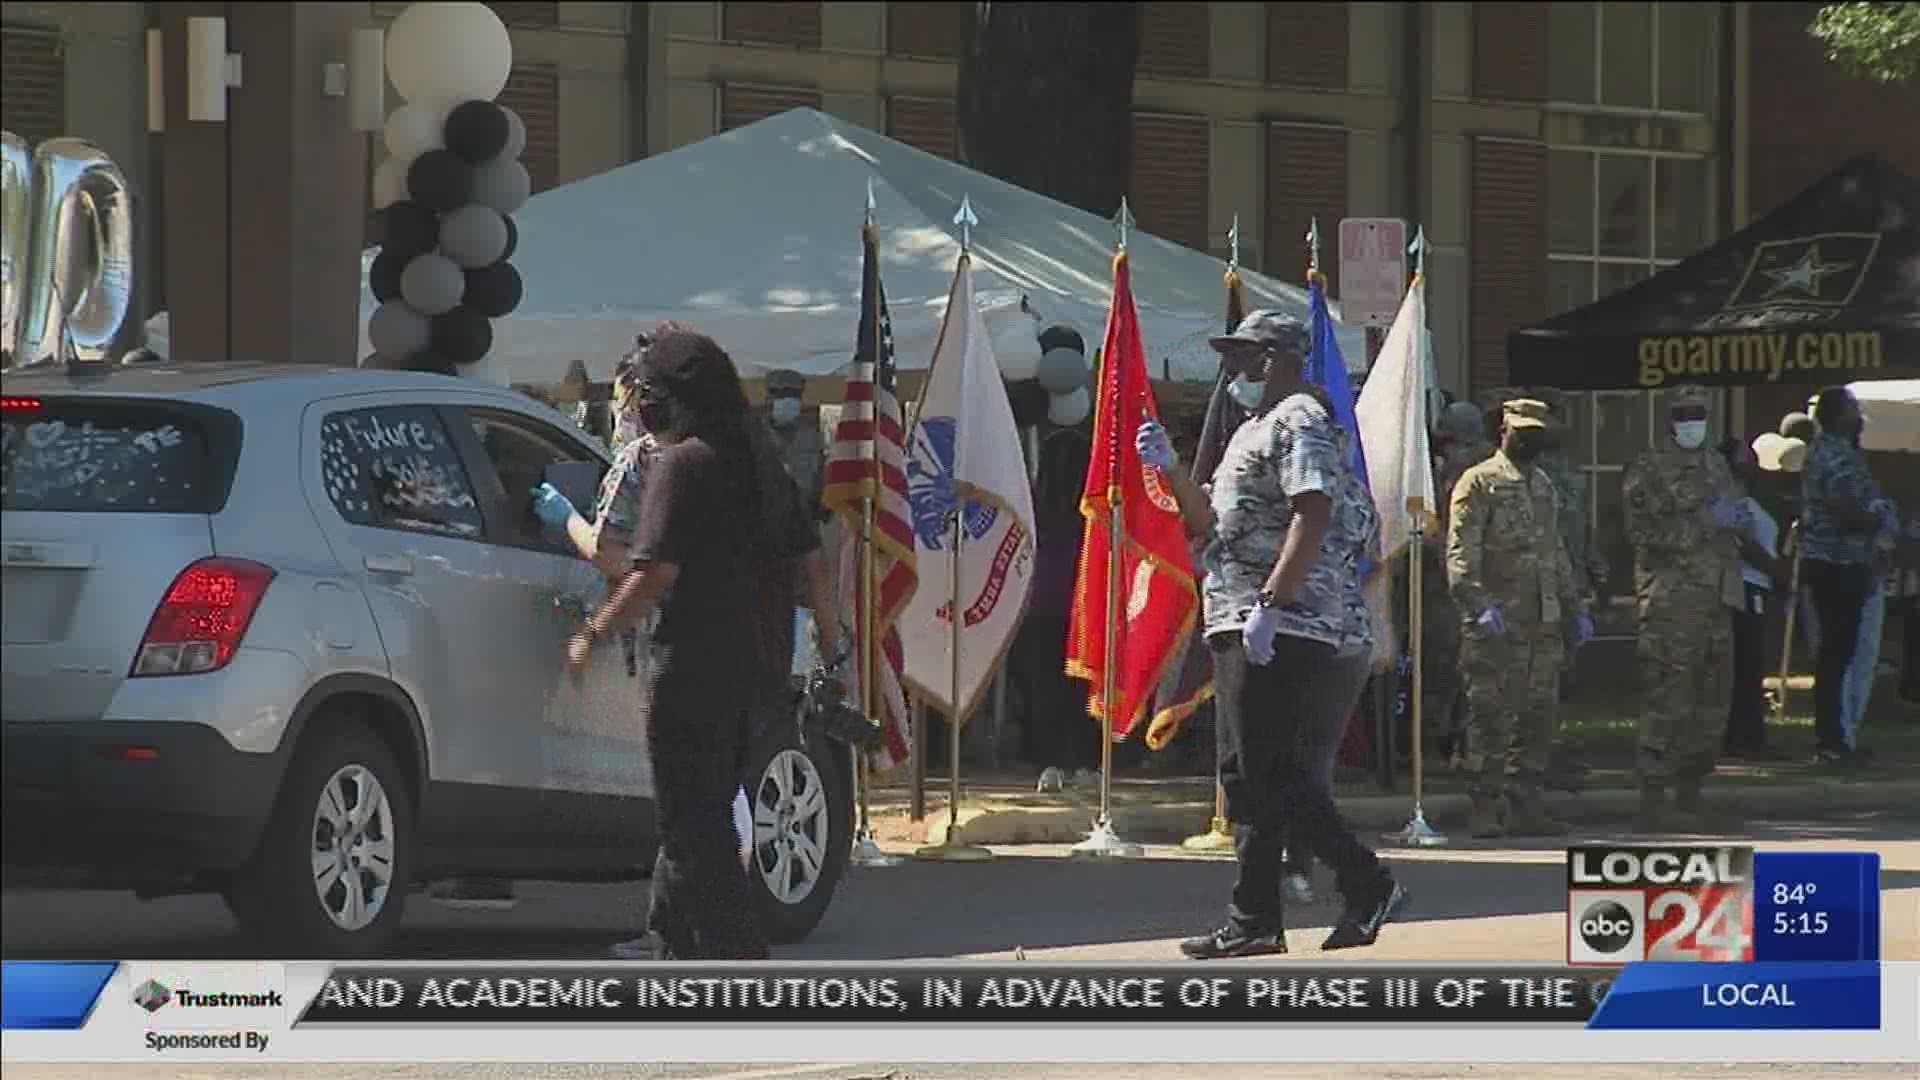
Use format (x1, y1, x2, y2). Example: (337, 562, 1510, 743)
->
(1565, 845, 1756, 965)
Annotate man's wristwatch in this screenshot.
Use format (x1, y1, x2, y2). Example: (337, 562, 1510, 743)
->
(1255, 587, 1280, 609)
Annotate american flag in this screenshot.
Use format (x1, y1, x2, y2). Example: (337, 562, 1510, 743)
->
(821, 223, 918, 772)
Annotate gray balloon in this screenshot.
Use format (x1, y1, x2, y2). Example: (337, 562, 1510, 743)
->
(470, 157, 531, 215)
(1036, 346, 1088, 395)
(439, 204, 509, 269)
(368, 301, 431, 357)
(399, 253, 465, 316)
(501, 107, 527, 160)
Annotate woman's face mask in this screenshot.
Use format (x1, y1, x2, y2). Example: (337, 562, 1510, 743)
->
(1227, 374, 1265, 411)
(769, 397, 802, 426)
(636, 382, 679, 441)
(1672, 420, 1709, 450)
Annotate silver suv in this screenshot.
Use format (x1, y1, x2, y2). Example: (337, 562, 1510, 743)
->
(1, 362, 854, 957)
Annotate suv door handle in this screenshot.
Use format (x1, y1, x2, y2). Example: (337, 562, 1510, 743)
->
(363, 554, 414, 576)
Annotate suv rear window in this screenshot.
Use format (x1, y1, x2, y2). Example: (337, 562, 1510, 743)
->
(2, 400, 221, 513)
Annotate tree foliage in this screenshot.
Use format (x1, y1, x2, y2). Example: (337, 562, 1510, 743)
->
(1809, 2, 1920, 83)
(956, 3, 1141, 219)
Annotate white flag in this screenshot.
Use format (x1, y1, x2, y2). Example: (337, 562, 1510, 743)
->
(898, 256, 1037, 722)
(1355, 274, 1437, 564)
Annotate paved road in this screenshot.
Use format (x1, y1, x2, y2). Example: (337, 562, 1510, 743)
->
(5, 816, 1913, 963)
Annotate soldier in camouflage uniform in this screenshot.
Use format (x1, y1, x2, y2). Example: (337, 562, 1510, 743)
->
(764, 369, 826, 519)
(1622, 385, 1748, 833)
(1446, 400, 1593, 838)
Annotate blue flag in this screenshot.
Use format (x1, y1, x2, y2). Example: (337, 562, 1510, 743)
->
(1308, 275, 1375, 580)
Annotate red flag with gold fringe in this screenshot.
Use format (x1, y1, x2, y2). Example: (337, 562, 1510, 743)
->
(1064, 252, 1199, 740)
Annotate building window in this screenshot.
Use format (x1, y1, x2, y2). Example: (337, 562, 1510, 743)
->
(1547, 1, 1716, 115)
(1547, 145, 1717, 609)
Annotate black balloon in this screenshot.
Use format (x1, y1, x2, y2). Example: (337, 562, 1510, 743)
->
(500, 216, 518, 261)
(1006, 379, 1051, 428)
(370, 250, 406, 302)
(1038, 325, 1086, 356)
(444, 100, 510, 164)
(377, 201, 441, 260)
(407, 149, 473, 213)
(430, 306, 494, 365)
(463, 261, 524, 318)
(408, 349, 459, 376)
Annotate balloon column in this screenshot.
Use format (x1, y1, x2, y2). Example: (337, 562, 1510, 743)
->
(366, 2, 528, 379)
(1035, 325, 1091, 427)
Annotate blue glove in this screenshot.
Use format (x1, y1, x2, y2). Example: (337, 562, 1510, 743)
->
(1136, 419, 1175, 473)
(1243, 604, 1283, 666)
(1475, 605, 1506, 636)
(531, 483, 577, 530)
(1571, 612, 1594, 648)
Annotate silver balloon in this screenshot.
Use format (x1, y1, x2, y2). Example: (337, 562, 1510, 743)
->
(398, 253, 464, 316)
(368, 300, 432, 357)
(469, 156, 530, 215)
(1, 133, 134, 368)
(1036, 346, 1088, 395)
(438, 204, 508, 269)
(501, 107, 527, 161)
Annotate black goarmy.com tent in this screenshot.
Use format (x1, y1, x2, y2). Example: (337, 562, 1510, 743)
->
(1508, 154, 1920, 391)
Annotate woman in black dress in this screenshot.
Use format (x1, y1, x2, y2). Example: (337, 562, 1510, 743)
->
(565, 328, 822, 960)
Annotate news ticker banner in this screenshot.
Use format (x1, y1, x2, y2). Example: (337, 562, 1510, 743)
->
(1564, 846, 1880, 966)
(0, 960, 1883, 1035)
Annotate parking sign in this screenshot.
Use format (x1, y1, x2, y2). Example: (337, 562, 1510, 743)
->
(1338, 218, 1409, 327)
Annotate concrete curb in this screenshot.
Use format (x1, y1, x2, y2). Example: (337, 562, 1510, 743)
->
(878, 778, 1920, 847)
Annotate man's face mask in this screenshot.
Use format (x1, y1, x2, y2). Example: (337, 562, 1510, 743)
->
(770, 397, 802, 426)
(1227, 374, 1265, 411)
(1506, 429, 1547, 461)
(1672, 419, 1709, 450)
(635, 380, 679, 440)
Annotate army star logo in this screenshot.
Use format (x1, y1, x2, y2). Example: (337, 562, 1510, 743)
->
(1761, 243, 1854, 300)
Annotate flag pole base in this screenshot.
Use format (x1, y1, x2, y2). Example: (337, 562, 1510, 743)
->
(850, 829, 905, 868)
(1180, 817, 1235, 853)
(1382, 806, 1449, 848)
(914, 837, 996, 862)
(1071, 817, 1145, 860)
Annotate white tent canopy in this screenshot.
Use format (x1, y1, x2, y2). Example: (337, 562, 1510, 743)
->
(1851, 379, 1920, 454)
(147, 108, 1363, 384)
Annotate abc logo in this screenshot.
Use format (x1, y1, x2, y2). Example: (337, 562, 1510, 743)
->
(1578, 899, 1637, 954)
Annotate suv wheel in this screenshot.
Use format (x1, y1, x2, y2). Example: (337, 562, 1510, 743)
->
(743, 706, 852, 945)
(227, 717, 413, 957)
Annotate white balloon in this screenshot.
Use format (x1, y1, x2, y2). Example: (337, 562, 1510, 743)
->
(372, 155, 410, 209)
(1047, 387, 1091, 427)
(386, 2, 512, 108)
(384, 101, 447, 161)
(993, 321, 1042, 380)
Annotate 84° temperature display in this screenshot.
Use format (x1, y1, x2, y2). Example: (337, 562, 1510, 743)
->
(1752, 853, 1880, 963)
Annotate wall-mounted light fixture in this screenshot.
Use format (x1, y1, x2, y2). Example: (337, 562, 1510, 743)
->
(350, 28, 386, 133)
(187, 17, 243, 123)
(146, 29, 165, 133)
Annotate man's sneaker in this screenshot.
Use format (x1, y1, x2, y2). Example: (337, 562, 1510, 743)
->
(1036, 767, 1066, 793)
(609, 932, 674, 961)
(1284, 873, 1316, 904)
(1321, 877, 1407, 951)
(1180, 924, 1288, 960)
(428, 878, 516, 910)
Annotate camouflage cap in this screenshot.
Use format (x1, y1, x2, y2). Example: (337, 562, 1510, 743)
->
(1667, 384, 1712, 410)
(765, 368, 806, 396)
(1529, 386, 1570, 411)
(1210, 309, 1309, 353)
(1502, 398, 1551, 430)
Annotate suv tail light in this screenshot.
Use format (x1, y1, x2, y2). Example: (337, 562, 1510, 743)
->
(131, 558, 277, 677)
(1, 396, 44, 411)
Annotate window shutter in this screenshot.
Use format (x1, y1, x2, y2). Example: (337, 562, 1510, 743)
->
(484, 2, 559, 28)
(1137, 2, 1211, 80)
(499, 64, 562, 194)
(1469, 138, 1549, 394)
(886, 2, 967, 60)
(1472, 2, 1550, 102)
(888, 97, 958, 160)
(1129, 113, 1211, 251)
(723, 3, 823, 48)
(1265, 2, 1348, 90)
(1, 26, 65, 146)
(721, 85, 823, 131)
(1264, 123, 1348, 280)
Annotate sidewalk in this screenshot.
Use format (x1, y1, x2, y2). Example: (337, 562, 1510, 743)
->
(865, 766, 1920, 847)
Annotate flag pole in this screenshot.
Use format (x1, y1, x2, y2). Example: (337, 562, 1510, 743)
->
(1183, 212, 1241, 855)
(850, 187, 905, 869)
(1773, 519, 1806, 727)
(1074, 199, 1144, 861)
(1385, 229, 1446, 848)
(917, 204, 993, 862)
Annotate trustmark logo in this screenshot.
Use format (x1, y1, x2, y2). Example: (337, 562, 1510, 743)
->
(132, 979, 173, 1013)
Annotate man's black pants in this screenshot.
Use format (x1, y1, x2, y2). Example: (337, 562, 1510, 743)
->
(1804, 559, 1872, 754)
(1210, 631, 1383, 931)
(1725, 582, 1771, 752)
